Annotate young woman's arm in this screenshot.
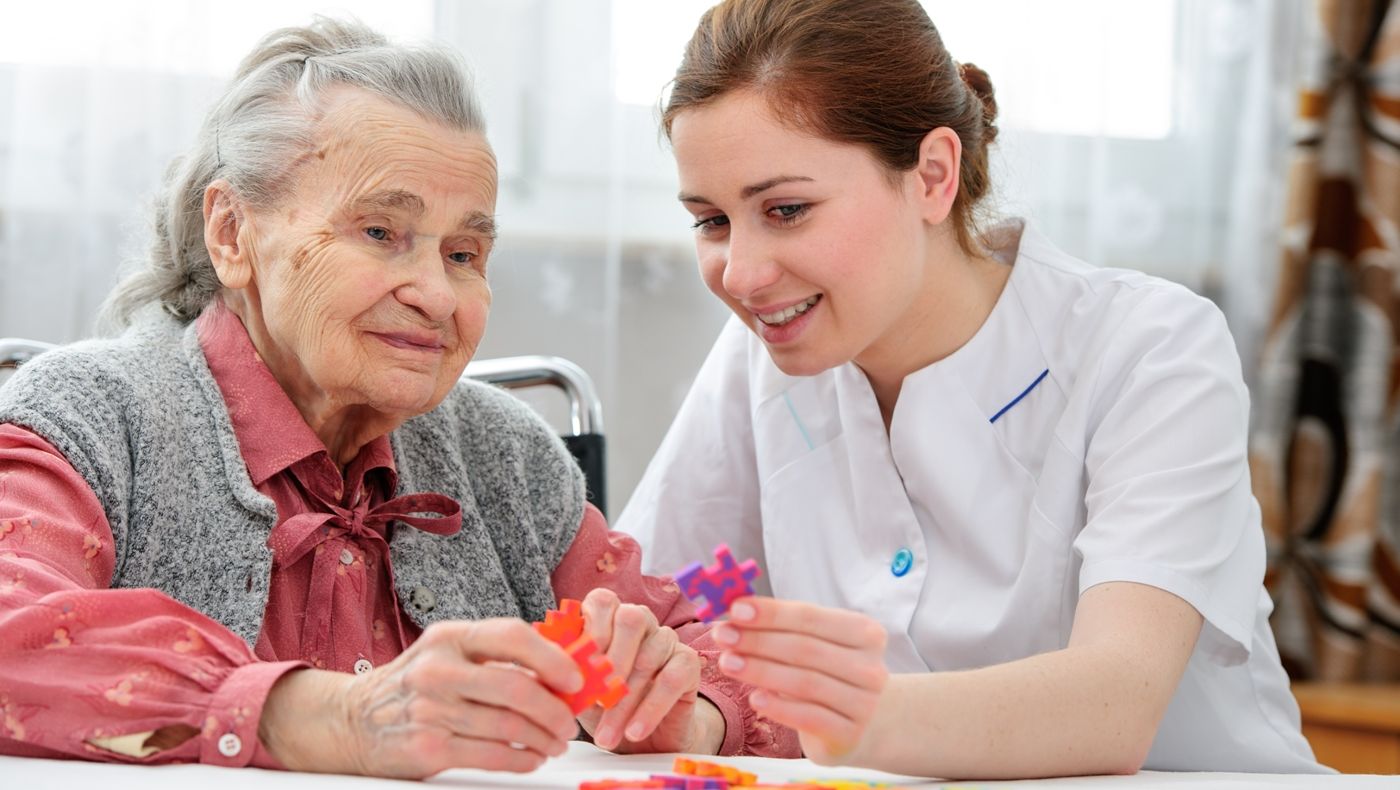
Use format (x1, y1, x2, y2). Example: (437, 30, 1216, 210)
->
(716, 581, 1202, 779)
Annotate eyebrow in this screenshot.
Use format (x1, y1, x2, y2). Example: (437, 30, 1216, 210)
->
(351, 189, 425, 216)
(458, 211, 498, 241)
(678, 175, 815, 205)
(349, 189, 497, 240)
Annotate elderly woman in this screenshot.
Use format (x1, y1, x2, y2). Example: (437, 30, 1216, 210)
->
(0, 19, 794, 777)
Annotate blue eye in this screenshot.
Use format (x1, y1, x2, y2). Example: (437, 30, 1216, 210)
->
(770, 204, 808, 223)
(365, 226, 390, 241)
(447, 251, 476, 266)
(691, 214, 730, 233)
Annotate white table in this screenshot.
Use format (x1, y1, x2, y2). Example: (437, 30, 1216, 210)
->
(2, 743, 1393, 789)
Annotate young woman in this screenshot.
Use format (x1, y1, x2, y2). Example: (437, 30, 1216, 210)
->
(618, 0, 1325, 779)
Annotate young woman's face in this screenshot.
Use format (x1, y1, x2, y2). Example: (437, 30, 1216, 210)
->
(671, 90, 933, 377)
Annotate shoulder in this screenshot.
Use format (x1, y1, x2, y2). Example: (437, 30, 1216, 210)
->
(0, 324, 174, 429)
(430, 376, 566, 447)
(2, 311, 189, 399)
(1010, 223, 1236, 384)
(402, 377, 584, 496)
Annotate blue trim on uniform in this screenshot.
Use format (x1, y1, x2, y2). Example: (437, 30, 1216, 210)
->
(783, 391, 815, 450)
(989, 368, 1049, 424)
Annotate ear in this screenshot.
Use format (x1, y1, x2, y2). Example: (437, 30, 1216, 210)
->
(913, 126, 963, 226)
(203, 179, 254, 290)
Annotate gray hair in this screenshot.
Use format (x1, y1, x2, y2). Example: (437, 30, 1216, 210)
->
(99, 16, 487, 332)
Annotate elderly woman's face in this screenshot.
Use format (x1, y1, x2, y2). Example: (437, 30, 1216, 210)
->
(225, 87, 497, 424)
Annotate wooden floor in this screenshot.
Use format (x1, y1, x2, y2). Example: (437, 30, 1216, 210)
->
(1293, 683, 1400, 774)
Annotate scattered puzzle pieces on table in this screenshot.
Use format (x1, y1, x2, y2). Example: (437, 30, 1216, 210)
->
(579, 777, 919, 790)
(579, 780, 666, 790)
(674, 543, 761, 622)
(674, 756, 757, 785)
(650, 774, 729, 790)
(536, 598, 585, 645)
(535, 599, 627, 714)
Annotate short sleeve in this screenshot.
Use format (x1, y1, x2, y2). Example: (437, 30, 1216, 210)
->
(1072, 287, 1264, 665)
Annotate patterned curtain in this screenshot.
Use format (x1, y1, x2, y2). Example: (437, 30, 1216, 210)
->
(1250, 0, 1399, 681)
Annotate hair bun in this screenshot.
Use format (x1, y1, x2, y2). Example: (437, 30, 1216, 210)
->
(958, 62, 998, 144)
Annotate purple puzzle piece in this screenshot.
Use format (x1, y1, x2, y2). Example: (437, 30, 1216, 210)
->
(674, 543, 760, 622)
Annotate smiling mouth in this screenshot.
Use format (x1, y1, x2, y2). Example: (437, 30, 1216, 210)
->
(372, 333, 445, 353)
(757, 295, 821, 326)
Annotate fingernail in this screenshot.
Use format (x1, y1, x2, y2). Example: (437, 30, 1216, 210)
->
(713, 624, 739, 645)
(625, 721, 646, 741)
(567, 670, 583, 693)
(731, 601, 756, 621)
(718, 652, 745, 672)
(595, 725, 616, 749)
(751, 689, 770, 707)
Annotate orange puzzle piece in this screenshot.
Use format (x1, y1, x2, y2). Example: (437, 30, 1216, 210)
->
(673, 756, 757, 786)
(561, 636, 628, 714)
(536, 599, 627, 714)
(536, 598, 585, 646)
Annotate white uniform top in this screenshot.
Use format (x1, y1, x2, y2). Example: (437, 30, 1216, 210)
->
(619, 221, 1323, 773)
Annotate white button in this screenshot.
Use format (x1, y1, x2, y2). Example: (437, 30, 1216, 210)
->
(339, 549, 354, 565)
(353, 658, 373, 675)
(217, 732, 242, 758)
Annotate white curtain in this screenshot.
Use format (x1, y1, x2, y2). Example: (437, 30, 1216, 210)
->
(0, 0, 1304, 512)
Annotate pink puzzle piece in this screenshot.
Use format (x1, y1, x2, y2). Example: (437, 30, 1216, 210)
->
(674, 543, 760, 622)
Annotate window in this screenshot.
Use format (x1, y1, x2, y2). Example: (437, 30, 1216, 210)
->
(611, 0, 1177, 139)
(0, 0, 434, 75)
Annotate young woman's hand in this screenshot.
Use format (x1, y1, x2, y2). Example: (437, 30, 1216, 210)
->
(712, 597, 888, 764)
(576, 588, 723, 755)
(259, 618, 583, 778)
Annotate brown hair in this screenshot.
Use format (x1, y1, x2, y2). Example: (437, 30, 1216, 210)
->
(662, 0, 998, 255)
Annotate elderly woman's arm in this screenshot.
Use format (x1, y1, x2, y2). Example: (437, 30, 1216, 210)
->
(550, 505, 800, 758)
(0, 424, 304, 766)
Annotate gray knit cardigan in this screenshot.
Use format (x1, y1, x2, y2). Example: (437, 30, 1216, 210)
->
(0, 311, 585, 645)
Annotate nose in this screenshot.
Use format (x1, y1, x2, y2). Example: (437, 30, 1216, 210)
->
(719, 228, 781, 301)
(395, 244, 457, 323)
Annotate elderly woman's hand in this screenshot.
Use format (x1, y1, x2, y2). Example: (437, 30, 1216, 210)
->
(258, 619, 583, 779)
(576, 588, 723, 755)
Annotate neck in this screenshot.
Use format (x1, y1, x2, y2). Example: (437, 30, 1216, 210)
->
(856, 238, 1012, 431)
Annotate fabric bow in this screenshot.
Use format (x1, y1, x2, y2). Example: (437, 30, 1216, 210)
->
(272, 487, 462, 661)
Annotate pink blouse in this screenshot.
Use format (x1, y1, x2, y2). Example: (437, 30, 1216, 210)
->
(0, 303, 796, 767)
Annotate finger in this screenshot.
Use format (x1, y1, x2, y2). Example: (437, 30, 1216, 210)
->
(581, 588, 622, 653)
(438, 736, 553, 774)
(428, 619, 583, 695)
(715, 650, 874, 718)
(621, 649, 700, 743)
(446, 701, 571, 758)
(747, 690, 865, 760)
(593, 629, 680, 748)
(603, 604, 656, 681)
(405, 634, 578, 740)
(712, 623, 887, 691)
(727, 597, 888, 651)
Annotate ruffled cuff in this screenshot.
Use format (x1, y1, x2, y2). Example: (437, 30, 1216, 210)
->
(198, 660, 306, 768)
(681, 622, 800, 758)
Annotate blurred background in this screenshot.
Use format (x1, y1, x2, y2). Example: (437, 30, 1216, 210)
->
(7, 0, 1400, 762)
(0, 0, 1309, 512)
